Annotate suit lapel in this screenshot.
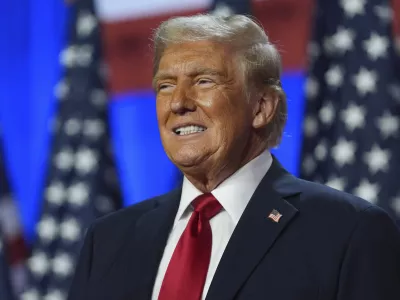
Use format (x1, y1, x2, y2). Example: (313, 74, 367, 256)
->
(206, 160, 301, 300)
(118, 188, 181, 300)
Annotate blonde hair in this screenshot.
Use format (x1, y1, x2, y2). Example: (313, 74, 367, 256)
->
(152, 14, 287, 147)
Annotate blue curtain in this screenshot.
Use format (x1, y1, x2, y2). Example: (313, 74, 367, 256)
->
(272, 71, 306, 175)
(0, 1, 68, 242)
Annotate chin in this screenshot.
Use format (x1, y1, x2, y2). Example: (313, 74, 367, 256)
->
(170, 150, 209, 169)
(171, 155, 201, 168)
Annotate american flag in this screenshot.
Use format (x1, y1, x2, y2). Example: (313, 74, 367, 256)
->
(268, 209, 283, 223)
(22, 0, 122, 299)
(0, 130, 29, 298)
(300, 0, 400, 221)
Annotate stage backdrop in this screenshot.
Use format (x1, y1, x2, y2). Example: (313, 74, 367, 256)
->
(0, 0, 399, 241)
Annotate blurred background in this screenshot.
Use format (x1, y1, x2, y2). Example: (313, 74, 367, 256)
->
(0, 0, 399, 299)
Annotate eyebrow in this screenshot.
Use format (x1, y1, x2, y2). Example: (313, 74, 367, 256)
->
(152, 67, 225, 88)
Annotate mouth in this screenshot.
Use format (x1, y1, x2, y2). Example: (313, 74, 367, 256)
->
(173, 124, 207, 136)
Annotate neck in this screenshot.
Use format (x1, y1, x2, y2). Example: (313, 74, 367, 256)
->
(182, 142, 267, 193)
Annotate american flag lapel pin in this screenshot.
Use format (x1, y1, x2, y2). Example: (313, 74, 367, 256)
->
(268, 209, 282, 223)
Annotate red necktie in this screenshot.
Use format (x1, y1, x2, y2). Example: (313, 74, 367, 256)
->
(158, 193, 222, 300)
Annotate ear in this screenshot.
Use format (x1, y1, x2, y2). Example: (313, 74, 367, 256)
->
(252, 88, 279, 129)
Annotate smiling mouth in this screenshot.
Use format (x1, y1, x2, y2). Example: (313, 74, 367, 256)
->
(173, 125, 207, 136)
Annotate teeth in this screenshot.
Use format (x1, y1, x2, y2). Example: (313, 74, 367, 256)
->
(175, 125, 205, 135)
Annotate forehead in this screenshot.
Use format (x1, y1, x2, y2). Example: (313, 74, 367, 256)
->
(158, 40, 235, 73)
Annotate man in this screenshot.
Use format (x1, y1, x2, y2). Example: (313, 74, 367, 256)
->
(68, 14, 400, 300)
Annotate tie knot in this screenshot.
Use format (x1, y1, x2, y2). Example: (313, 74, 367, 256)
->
(192, 193, 222, 221)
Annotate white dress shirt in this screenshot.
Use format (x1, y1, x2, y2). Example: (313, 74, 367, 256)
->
(151, 150, 273, 300)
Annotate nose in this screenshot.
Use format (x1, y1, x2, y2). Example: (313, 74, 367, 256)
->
(170, 83, 196, 115)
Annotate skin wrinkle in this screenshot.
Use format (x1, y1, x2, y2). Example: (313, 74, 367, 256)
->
(155, 40, 277, 193)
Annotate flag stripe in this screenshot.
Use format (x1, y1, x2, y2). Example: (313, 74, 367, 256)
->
(95, 0, 211, 21)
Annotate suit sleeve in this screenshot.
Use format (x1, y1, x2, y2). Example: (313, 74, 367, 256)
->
(337, 206, 400, 300)
(67, 224, 95, 300)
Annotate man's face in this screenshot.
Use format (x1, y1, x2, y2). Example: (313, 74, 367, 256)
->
(154, 40, 258, 171)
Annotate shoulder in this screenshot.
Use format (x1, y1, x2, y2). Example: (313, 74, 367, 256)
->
(282, 175, 397, 230)
(71, 189, 180, 284)
(294, 178, 376, 214)
(281, 178, 400, 267)
(290, 177, 399, 237)
(89, 188, 179, 240)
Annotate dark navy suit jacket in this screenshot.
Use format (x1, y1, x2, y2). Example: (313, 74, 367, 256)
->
(67, 159, 400, 300)
(0, 247, 14, 300)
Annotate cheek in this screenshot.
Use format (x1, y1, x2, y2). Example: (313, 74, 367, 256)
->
(213, 97, 247, 126)
(212, 110, 243, 143)
(196, 94, 214, 108)
(155, 97, 168, 123)
(216, 105, 252, 141)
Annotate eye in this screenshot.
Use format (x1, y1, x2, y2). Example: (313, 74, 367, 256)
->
(158, 83, 174, 92)
(196, 78, 214, 86)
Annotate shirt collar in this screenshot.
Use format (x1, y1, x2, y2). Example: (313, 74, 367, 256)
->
(175, 150, 273, 226)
